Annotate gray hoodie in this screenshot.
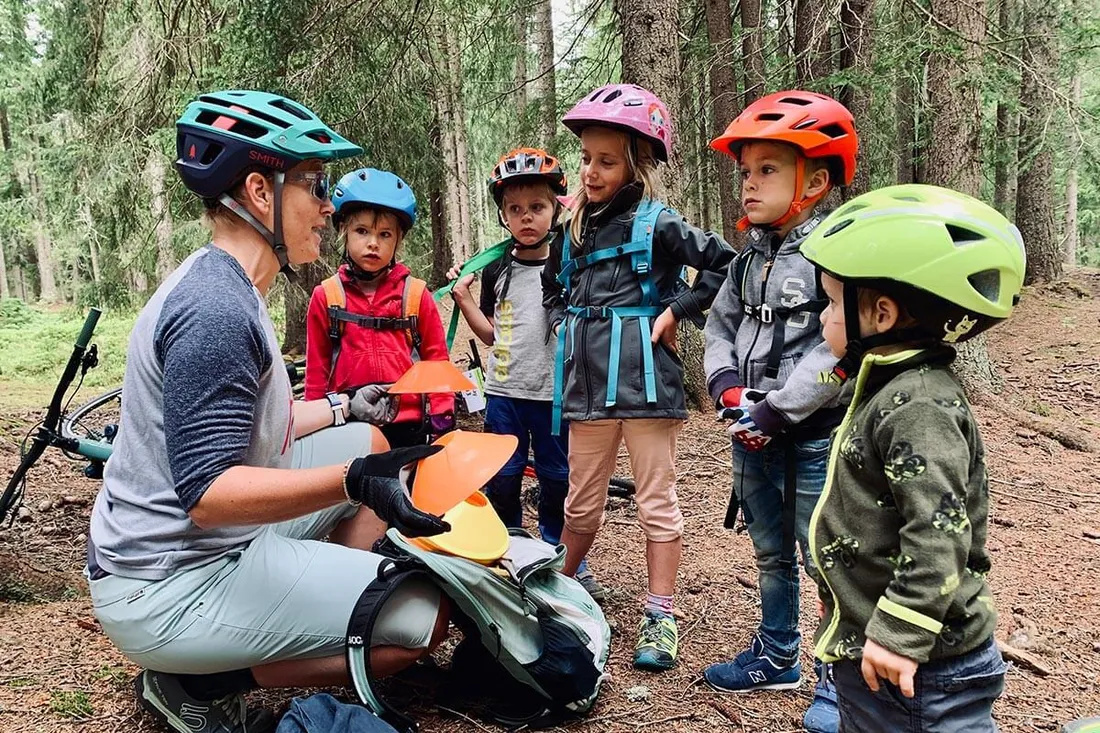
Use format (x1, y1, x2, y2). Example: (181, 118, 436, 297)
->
(703, 213, 844, 437)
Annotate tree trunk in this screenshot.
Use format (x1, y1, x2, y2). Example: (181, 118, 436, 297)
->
(147, 151, 176, 284)
(992, 0, 1018, 218)
(26, 170, 58, 303)
(446, 22, 474, 257)
(741, 0, 765, 106)
(78, 198, 102, 287)
(617, 0, 685, 201)
(697, 64, 715, 231)
(895, 65, 917, 184)
(1063, 69, 1081, 265)
(1015, 0, 1061, 283)
(284, 260, 326, 356)
(533, 0, 557, 150)
(705, 0, 743, 242)
(925, 0, 986, 196)
(777, 0, 795, 66)
(617, 0, 708, 408)
(432, 22, 471, 268)
(794, 0, 834, 84)
(924, 0, 995, 394)
(838, 0, 875, 196)
(428, 180, 454, 289)
(514, 4, 529, 113)
(0, 238, 8, 300)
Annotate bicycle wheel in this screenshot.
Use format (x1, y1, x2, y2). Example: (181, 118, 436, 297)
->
(62, 386, 122, 446)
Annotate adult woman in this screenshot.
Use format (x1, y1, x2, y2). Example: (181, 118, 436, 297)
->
(87, 91, 449, 733)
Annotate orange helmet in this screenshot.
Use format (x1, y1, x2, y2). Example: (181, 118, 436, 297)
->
(488, 147, 568, 206)
(711, 91, 858, 230)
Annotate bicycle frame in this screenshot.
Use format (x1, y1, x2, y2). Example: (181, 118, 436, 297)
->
(1, 309, 106, 524)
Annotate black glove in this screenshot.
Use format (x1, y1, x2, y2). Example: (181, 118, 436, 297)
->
(344, 445, 450, 538)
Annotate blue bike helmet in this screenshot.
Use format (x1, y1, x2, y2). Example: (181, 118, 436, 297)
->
(175, 90, 362, 271)
(331, 168, 418, 232)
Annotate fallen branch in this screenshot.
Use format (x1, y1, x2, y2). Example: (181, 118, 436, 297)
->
(980, 398, 1098, 453)
(997, 640, 1054, 676)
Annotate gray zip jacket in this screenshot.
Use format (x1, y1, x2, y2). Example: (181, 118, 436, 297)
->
(703, 214, 844, 437)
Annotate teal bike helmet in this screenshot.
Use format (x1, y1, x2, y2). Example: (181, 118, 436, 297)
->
(176, 90, 362, 271)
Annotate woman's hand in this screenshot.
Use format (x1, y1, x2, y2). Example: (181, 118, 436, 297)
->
(650, 307, 680, 352)
(344, 445, 450, 537)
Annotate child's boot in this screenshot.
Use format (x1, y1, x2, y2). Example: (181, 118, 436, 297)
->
(802, 660, 839, 733)
(703, 635, 801, 692)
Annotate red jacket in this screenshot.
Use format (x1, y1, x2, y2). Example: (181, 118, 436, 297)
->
(304, 263, 454, 424)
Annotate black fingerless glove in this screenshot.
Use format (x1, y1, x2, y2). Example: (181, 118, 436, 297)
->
(344, 445, 450, 538)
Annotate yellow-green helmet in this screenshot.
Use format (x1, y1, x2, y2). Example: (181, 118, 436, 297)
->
(802, 184, 1025, 345)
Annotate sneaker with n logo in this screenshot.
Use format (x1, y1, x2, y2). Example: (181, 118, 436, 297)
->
(703, 635, 802, 693)
(133, 670, 275, 733)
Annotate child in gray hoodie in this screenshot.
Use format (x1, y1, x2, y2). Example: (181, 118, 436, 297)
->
(701, 90, 859, 733)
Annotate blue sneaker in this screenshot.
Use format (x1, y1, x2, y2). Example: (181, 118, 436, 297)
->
(803, 661, 839, 733)
(703, 635, 801, 693)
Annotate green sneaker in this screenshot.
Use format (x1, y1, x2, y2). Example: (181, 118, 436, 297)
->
(133, 670, 275, 733)
(633, 610, 678, 671)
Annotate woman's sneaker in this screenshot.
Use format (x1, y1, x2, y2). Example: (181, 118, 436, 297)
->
(133, 670, 275, 733)
(703, 635, 801, 692)
(575, 569, 608, 602)
(633, 610, 679, 671)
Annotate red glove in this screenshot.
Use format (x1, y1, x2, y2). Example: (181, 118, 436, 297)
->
(720, 387, 767, 409)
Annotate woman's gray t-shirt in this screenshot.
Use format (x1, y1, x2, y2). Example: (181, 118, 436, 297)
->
(89, 246, 294, 580)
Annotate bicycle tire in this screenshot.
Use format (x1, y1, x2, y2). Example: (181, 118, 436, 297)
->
(62, 386, 122, 444)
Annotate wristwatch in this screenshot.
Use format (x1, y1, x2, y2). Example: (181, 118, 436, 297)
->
(325, 392, 346, 427)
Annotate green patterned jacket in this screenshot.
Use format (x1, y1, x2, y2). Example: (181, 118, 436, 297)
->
(811, 345, 997, 664)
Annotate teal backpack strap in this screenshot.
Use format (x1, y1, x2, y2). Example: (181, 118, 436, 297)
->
(552, 228, 574, 436)
(433, 239, 511, 351)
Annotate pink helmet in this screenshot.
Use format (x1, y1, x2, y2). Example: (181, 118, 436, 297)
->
(562, 84, 674, 162)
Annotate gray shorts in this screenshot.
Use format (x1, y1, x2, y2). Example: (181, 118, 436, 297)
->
(89, 423, 442, 675)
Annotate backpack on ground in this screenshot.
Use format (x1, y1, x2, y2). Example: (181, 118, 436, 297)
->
(346, 528, 611, 731)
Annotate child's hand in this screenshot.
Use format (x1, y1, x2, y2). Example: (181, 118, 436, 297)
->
(816, 598, 825, 620)
(445, 265, 463, 281)
(650, 308, 680, 352)
(451, 274, 475, 302)
(861, 638, 918, 698)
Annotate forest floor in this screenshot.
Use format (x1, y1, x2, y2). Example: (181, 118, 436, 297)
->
(2, 270, 1100, 732)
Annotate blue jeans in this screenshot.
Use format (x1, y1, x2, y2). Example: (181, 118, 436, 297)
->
(483, 395, 573, 547)
(833, 638, 1006, 732)
(277, 692, 399, 732)
(733, 437, 830, 666)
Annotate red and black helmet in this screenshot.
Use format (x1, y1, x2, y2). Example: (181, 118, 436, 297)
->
(488, 147, 568, 207)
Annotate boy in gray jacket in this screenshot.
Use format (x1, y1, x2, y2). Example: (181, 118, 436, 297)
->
(701, 91, 858, 733)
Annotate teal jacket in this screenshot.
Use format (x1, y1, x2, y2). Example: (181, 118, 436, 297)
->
(811, 346, 997, 664)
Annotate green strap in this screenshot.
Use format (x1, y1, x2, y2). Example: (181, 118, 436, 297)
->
(433, 239, 511, 351)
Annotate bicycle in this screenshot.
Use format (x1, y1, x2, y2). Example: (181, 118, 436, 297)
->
(0, 309, 307, 526)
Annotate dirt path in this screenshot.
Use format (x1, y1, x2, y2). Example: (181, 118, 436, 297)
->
(2, 272, 1099, 732)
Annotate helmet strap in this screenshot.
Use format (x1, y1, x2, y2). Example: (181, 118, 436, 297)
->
(217, 171, 293, 276)
(829, 281, 932, 382)
(344, 251, 392, 282)
(737, 158, 830, 233)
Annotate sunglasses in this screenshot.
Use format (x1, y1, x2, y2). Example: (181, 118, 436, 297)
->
(286, 171, 331, 201)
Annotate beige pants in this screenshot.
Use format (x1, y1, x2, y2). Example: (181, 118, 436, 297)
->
(564, 418, 684, 542)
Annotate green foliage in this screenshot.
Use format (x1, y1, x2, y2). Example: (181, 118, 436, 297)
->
(0, 306, 134, 389)
(48, 690, 93, 719)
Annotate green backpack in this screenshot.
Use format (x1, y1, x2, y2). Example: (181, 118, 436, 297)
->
(346, 528, 611, 731)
